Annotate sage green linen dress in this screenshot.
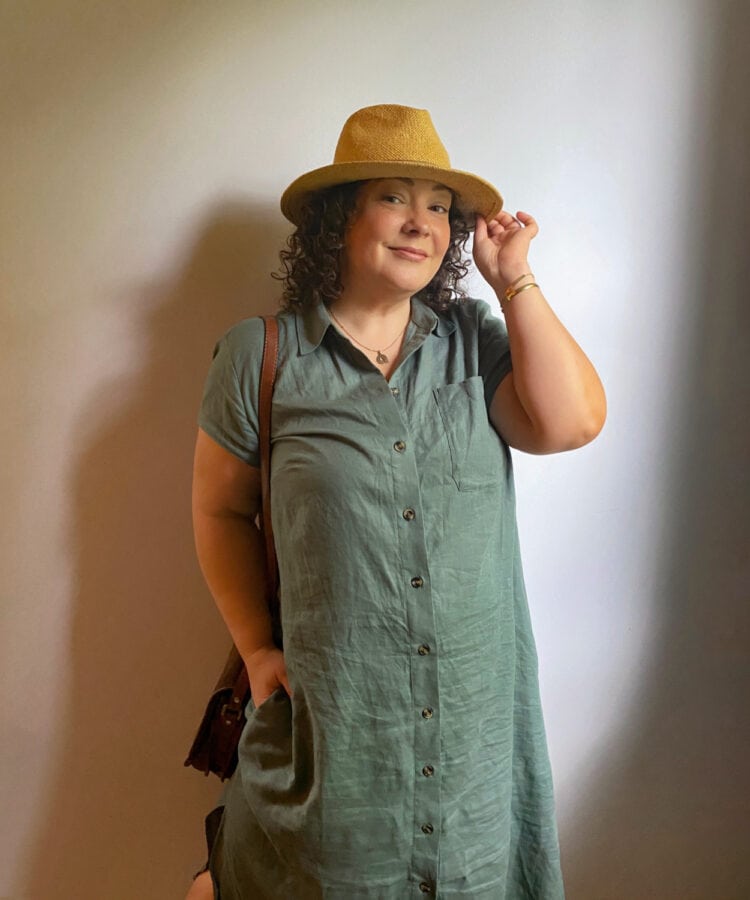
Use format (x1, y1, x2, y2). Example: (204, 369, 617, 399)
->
(197, 296, 565, 899)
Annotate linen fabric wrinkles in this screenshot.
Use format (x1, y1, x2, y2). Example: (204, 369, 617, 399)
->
(196, 295, 565, 899)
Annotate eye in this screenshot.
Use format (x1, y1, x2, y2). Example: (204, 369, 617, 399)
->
(430, 203, 450, 214)
(382, 194, 404, 204)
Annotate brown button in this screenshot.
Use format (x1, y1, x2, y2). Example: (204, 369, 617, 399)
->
(402, 507, 416, 521)
(393, 440, 406, 452)
(421, 707, 433, 719)
(421, 823, 434, 835)
(417, 644, 431, 655)
(419, 882, 432, 893)
(411, 576, 424, 588)
(421, 764, 435, 777)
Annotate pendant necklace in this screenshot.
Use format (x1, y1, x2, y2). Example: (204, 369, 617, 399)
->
(329, 308, 410, 364)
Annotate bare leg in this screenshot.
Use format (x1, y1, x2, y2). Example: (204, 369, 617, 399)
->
(185, 869, 214, 900)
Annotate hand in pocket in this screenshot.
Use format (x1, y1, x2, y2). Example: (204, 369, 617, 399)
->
(243, 644, 292, 708)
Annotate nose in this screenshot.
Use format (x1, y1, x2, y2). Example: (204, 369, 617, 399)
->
(402, 207, 430, 236)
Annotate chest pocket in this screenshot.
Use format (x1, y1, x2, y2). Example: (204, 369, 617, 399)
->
(432, 376, 503, 491)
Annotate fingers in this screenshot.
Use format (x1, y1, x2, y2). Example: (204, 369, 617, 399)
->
(486, 210, 537, 229)
(499, 211, 521, 227)
(484, 212, 512, 234)
(476, 208, 539, 262)
(483, 213, 522, 242)
(515, 211, 539, 236)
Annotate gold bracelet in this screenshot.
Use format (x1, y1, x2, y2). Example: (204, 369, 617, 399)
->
(507, 272, 534, 288)
(501, 282, 539, 311)
(503, 272, 535, 303)
(507, 281, 539, 298)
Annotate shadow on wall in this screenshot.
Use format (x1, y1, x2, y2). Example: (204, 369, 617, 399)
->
(562, 6, 750, 900)
(20, 202, 291, 900)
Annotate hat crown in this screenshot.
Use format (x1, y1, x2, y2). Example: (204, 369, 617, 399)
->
(279, 103, 503, 226)
(333, 104, 451, 168)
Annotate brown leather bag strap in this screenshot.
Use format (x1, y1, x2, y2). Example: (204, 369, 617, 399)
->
(259, 315, 280, 608)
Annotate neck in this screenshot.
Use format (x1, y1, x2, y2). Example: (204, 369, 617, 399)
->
(328, 291, 413, 359)
(330, 285, 412, 327)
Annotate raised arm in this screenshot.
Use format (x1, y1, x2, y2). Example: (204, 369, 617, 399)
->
(474, 211, 607, 454)
(192, 427, 290, 703)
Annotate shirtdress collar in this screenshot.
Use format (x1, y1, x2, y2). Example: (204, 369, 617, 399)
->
(296, 296, 456, 356)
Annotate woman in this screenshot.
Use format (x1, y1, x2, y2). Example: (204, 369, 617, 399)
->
(187, 104, 605, 899)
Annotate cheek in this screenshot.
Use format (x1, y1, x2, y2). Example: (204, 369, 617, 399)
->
(437, 221, 451, 252)
(345, 212, 389, 256)
(342, 226, 373, 266)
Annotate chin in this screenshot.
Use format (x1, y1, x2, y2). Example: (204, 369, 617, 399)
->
(384, 271, 437, 296)
(390, 282, 432, 297)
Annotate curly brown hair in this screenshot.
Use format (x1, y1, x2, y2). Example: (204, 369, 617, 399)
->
(273, 180, 473, 314)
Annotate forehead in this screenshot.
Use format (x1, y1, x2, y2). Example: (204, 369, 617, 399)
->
(366, 177, 453, 196)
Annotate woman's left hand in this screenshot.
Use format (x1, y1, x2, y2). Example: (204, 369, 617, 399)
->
(473, 211, 539, 293)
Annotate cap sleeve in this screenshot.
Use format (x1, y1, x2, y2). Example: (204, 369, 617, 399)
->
(197, 317, 265, 467)
(474, 298, 512, 409)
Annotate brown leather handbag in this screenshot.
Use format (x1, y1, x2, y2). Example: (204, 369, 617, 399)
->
(184, 315, 281, 780)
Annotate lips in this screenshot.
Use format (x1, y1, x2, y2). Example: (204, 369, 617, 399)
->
(389, 246, 428, 260)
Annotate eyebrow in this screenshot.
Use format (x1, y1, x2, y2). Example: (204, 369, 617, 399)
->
(393, 177, 452, 195)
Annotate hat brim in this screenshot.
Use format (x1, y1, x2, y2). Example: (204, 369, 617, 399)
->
(280, 161, 503, 227)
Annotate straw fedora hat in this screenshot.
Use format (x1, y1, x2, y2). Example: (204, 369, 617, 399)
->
(280, 104, 503, 226)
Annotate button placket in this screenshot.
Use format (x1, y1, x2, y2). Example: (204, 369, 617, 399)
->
(410, 570, 440, 888)
(387, 381, 440, 894)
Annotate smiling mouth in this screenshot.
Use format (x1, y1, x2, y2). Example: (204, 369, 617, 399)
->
(389, 247, 428, 260)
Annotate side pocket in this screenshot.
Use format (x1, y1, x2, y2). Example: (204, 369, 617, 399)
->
(246, 685, 284, 718)
(432, 376, 503, 491)
(240, 686, 291, 757)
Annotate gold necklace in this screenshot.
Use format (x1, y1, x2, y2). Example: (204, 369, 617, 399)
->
(328, 308, 410, 364)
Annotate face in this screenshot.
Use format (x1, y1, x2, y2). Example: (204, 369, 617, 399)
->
(340, 177, 453, 300)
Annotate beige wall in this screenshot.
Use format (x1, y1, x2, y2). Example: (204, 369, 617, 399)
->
(2, 2, 748, 898)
